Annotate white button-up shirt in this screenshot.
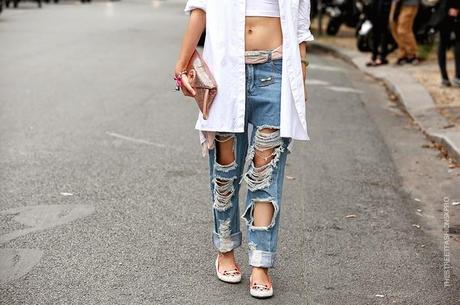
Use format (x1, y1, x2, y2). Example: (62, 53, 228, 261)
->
(184, 0, 314, 151)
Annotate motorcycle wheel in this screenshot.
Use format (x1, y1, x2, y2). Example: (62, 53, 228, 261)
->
(326, 18, 342, 36)
(357, 33, 372, 52)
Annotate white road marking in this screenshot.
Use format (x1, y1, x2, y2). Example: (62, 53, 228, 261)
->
(309, 64, 344, 72)
(328, 86, 363, 94)
(307, 79, 330, 86)
(106, 131, 166, 148)
(0, 204, 96, 244)
(0, 248, 44, 284)
(0, 204, 96, 283)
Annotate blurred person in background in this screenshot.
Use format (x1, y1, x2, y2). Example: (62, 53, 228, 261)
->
(389, 0, 421, 64)
(434, 0, 460, 86)
(366, 0, 393, 66)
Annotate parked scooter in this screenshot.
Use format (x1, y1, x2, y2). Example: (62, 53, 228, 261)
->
(355, 0, 397, 52)
(324, 0, 360, 35)
(355, 0, 372, 51)
(414, 0, 439, 44)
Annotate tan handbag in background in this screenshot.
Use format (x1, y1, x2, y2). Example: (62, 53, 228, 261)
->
(186, 49, 217, 120)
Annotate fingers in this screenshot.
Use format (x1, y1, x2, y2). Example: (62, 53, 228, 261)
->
(181, 76, 196, 97)
(181, 85, 194, 97)
(303, 79, 308, 103)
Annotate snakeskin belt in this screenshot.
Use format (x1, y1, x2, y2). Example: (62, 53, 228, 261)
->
(244, 45, 283, 64)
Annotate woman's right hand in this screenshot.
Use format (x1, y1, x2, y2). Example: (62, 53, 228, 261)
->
(175, 8, 205, 98)
(181, 74, 196, 97)
(175, 65, 196, 97)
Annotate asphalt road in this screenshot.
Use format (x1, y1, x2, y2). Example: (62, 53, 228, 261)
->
(1, 1, 459, 304)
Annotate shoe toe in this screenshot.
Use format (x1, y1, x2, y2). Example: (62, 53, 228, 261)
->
(217, 272, 241, 283)
(215, 256, 242, 283)
(249, 275, 273, 298)
(250, 286, 273, 298)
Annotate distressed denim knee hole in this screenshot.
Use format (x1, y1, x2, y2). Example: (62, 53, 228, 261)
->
(214, 133, 237, 172)
(241, 198, 279, 231)
(242, 126, 284, 191)
(213, 176, 235, 212)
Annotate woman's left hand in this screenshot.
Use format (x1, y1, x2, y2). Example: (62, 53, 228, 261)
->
(302, 63, 308, 102)
(299, 42, 308, 103)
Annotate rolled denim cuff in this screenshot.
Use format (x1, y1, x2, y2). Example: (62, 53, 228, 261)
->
(212, 231, 242, 252)
(248, 249, 276, 268)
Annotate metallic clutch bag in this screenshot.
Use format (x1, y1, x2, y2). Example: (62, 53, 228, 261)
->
(186, 49, 217, 120)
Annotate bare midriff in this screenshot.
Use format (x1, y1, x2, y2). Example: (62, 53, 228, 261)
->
(245, 16, 283, 51)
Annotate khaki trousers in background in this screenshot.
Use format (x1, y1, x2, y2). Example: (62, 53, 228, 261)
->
(389, 4, 418, 58)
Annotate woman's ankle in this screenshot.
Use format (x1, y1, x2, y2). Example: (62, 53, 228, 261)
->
(251, 266, 269, 274)
(250, 267, 271, 285)
(218, 249, 234, 257)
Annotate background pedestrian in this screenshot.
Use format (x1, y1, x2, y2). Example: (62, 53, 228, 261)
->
(389, 0, 421, 64)
(366, 0, 393, 66)
(433, 0, 460, 86)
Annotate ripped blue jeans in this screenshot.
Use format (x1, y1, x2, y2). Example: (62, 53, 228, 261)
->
(208, 56, 291, 268)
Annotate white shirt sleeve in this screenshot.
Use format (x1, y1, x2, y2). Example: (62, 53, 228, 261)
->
(297, 0, 314, 43)
(184, 0, 207, 15)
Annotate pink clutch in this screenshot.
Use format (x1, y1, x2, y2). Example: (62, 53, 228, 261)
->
(186, 49, 217, 120)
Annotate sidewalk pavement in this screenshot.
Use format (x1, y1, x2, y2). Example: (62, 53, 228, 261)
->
(310, 38, 460, 165)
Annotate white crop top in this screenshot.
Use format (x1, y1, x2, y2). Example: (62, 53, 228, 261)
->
(245, 0, 280, 17)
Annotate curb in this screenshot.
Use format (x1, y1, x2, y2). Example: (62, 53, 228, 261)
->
(310, 42, 460, 163)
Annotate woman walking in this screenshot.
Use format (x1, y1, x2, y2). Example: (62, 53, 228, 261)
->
(174, 0, 313, 298)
